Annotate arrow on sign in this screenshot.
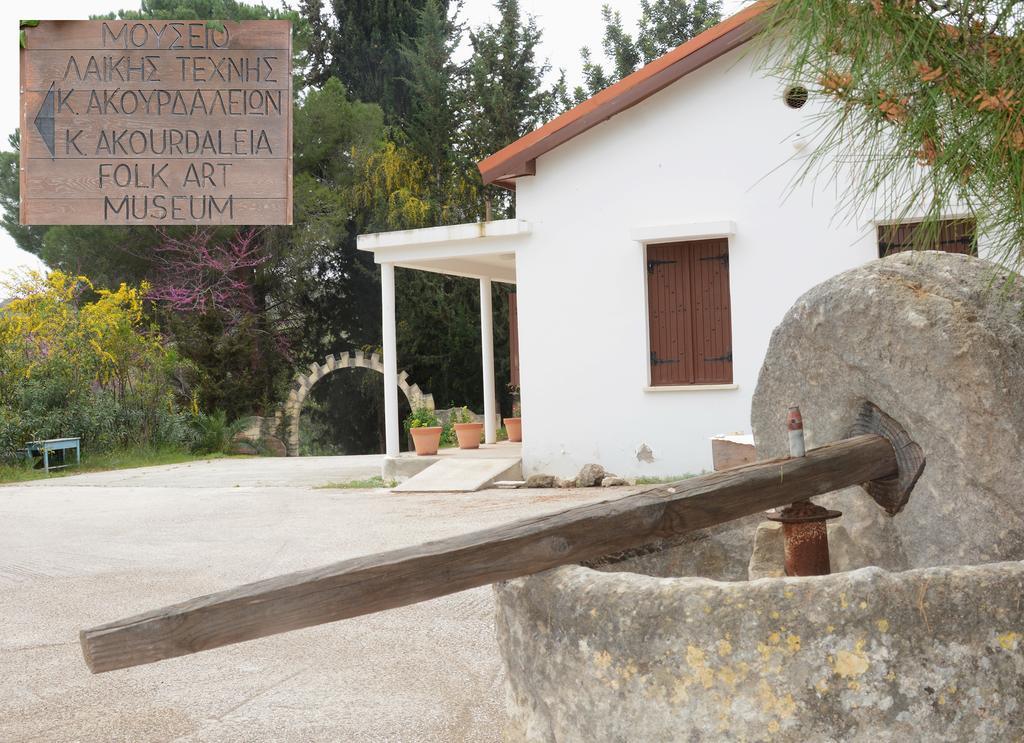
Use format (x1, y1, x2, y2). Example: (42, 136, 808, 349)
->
(34, 82, 56, 158)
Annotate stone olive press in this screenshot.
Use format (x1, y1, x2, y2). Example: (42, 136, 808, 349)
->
(496, 252, 1024, 741)
(78, 251, 1024, 741)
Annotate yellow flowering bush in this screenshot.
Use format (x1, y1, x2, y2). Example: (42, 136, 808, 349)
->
(0, 271, 191, 456)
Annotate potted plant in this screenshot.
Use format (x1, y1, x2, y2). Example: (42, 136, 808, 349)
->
(505, 385, 522, 442)
(451, 406, 484, 450)
(405, 407, 442, 456)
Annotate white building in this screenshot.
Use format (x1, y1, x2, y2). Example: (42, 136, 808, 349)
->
(358, 3, 982, 479)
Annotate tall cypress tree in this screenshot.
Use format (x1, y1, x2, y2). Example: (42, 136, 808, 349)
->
(301, 0, 450, 122)
(464, 0, 554, 217)
(399, 0, 466, 223)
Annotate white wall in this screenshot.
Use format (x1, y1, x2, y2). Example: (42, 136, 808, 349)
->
(512, 44, 959, 478)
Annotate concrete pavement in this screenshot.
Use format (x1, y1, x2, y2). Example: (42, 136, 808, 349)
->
(0, 456, 612, 742)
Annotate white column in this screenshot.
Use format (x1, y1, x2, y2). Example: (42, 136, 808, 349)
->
(480, 278, 497, 444)
(381, 262, 400, 457)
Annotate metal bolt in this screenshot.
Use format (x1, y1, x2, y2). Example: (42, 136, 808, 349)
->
(787, 405, 805, 458)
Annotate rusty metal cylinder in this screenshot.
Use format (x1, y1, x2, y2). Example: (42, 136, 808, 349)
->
(780, 519, 830, 576)
(768, 500, 842, 576)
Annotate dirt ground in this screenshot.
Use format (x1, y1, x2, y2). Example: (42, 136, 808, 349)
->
(0, 456, 612, 742)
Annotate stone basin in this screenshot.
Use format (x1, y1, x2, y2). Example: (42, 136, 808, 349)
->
(495, 527, 1024, 742)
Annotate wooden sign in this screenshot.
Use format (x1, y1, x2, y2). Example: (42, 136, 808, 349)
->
(19, 20, 292, 225)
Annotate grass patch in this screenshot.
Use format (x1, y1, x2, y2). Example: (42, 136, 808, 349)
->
(634, 473, 697, 485)
(0, 447, 231, 484)
(315, 475, 397, 490)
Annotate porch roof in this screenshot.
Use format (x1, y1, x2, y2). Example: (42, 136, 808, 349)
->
(356, 219, 529, 284)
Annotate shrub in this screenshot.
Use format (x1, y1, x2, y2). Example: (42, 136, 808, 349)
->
(439, 419, 456, 447)
(404, 406, 439, 430)
(446, 406, 480, 446)
(188, 410, 233, 454)
(0, 382, 192, 460)
(449, 406, 475, 425)
(0, 271, 194, 458)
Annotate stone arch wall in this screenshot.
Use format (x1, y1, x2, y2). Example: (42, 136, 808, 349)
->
(283, 350, 434, 456)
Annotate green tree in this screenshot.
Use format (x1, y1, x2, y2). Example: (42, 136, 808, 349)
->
(300, 0, 451, 121)
(464, 0, 555, 218)
(563, 0, 723, 107)
(4, 0, 538, 449)
(0, 132, 43, 259)
(329, 0, 537, 423)
(764, 0, 1024, 268)
(400, 0, 472, 223)
(283, 78, 387, 361)
(352, 140, 511, 421)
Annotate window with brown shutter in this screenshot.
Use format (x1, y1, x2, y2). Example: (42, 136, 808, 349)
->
(646, 238, 733, 386)
(877, 219, 976, 258)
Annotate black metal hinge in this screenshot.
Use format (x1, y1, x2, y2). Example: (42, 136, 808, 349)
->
(651, 352, 680, 366)
(704, 351, 732, 363)
(647, 259, 677, 274)
(699, 253, 729, 267)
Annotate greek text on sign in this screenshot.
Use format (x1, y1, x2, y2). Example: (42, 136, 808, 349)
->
(19, 20, 293, 225)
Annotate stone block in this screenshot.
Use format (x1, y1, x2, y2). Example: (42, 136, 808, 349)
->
(575, 463, 606, 487)
(524, 474, 557, 489)
(261, 436, 288, 457)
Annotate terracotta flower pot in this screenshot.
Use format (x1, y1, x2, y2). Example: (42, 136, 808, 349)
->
(410, 426, 442, 456)
(454, 422, 484, 450)
(505, 417, 522, 442)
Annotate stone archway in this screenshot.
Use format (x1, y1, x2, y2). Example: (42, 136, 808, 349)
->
(283, 350, 434, 456)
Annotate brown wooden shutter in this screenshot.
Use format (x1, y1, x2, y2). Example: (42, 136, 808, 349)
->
(508, 292, 520, 387)
(938, 219, 976, 255)
(647, 242, 693, 385)
(689, 238, 733, 384)
(647, 239, 733, 386)
(878, 219, 976, 258)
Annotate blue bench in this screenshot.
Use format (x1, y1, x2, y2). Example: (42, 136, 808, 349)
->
(23, 437, 81, 473)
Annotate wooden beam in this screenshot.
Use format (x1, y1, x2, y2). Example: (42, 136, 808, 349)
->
(80, 434, 896, 674)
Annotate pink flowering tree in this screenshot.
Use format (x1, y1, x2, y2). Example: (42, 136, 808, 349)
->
(146, 228, 267, 320)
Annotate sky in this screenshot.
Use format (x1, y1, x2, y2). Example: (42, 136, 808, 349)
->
(0, 0, 750, 277)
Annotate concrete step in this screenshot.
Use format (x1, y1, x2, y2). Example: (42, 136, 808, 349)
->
(392, 457, 523, 493)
